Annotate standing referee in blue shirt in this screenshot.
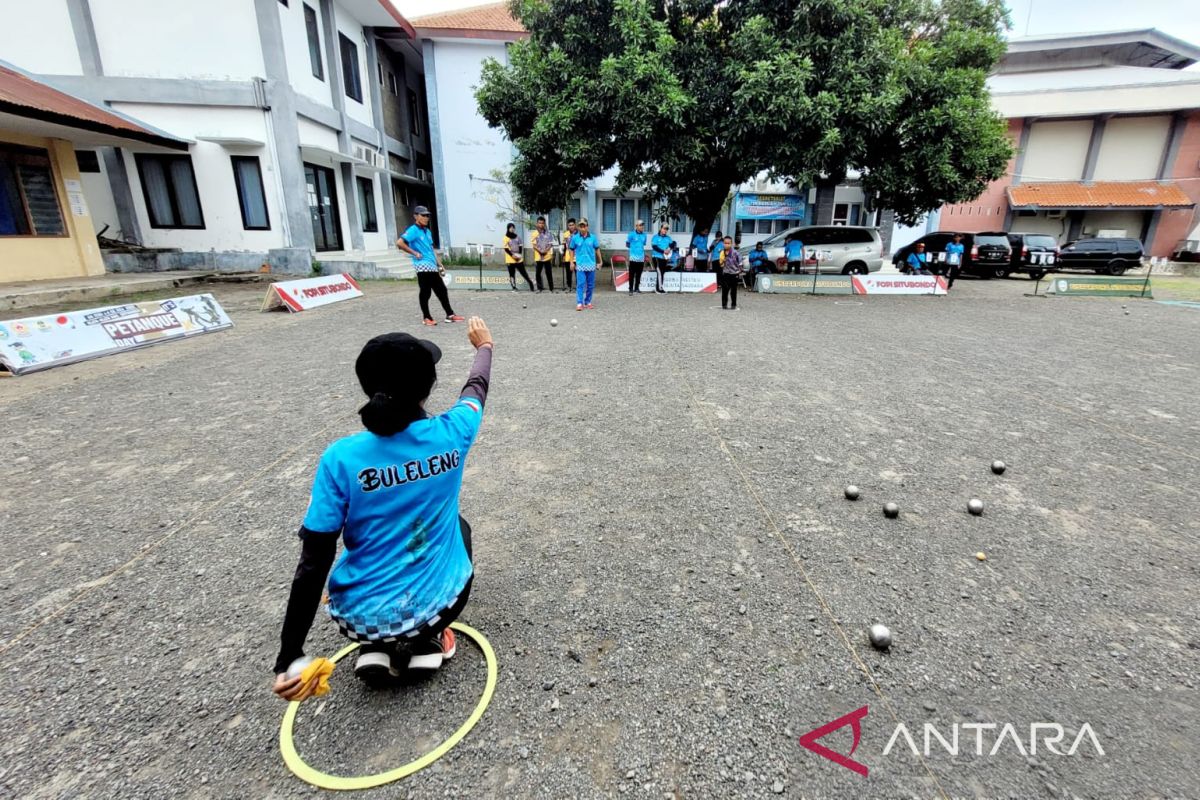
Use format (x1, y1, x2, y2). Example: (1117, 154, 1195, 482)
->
(396, 205, 464, 327)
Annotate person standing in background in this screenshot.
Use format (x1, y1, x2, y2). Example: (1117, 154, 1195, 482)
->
(784, 234, 805, 274)
(561, 218, 577, 292)
(569, 219, 602, 310)
(625, 219, 648, 294)
(719, 235, 743, 310)
(650, 223, 672, 293)
(504, 223, 535, 292)
(944, 233, 964, 289)
(710, 230, 725, 275)
(690, 226, 710, 273)
(531, 216, 555, 293)
(395, 205, 464, 327)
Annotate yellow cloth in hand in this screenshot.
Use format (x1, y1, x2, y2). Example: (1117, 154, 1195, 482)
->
(292, 657, 335, 702)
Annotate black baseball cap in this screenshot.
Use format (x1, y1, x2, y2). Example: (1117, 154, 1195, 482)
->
(356, 332, 441, 402)
(413, 205, 430, 216)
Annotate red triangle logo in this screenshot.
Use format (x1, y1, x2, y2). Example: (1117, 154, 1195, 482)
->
(798, 705, 869, 776)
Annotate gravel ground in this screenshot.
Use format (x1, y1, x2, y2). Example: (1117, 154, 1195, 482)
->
(1, 276, 1197, 799)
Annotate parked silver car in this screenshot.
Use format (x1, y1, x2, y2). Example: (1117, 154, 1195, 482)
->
(758, 225, 884, 274)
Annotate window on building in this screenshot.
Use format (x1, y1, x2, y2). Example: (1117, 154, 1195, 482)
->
(134, 153, 204, 229)
(671, 214, 691, 234)
(387, 71, 398, 96)
(601, 198, 617, 231)
(0, 145, 66, 237)
(618, 198, 635, 231)
(75, 150, 101, 173)
(407, 89, 420, 135)
(231, 156, 269, 230)
(339, 33, 362, 102)
(357, 176, 377, 232)
(278, 0, 287, 6)
(304, 5, 323, 80)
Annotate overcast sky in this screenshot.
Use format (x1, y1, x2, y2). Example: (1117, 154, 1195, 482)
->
(395, 0, 1200, 47)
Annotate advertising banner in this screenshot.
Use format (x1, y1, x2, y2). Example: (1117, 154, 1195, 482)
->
(261, 273, 363, 312)
(1045, 276, 1151, 298)
(851, 275, 948, 295)
(614, 270, 718, 293)
(734, 193, 806, 220)
(755, 274, 854, 294)
(0, 294, 233, 376)
(444, 270, 518, 291)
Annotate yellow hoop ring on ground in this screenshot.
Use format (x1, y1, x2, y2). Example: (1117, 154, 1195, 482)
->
(279, 621, 497, 790)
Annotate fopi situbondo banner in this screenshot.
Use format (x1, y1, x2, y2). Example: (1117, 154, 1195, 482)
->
(261, 273, 363, 311)
(0, 294, 233, 376)
(755, 274, 948, 295)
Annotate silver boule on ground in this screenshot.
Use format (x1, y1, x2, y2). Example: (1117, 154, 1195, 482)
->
(844, 485, 860, 500)
(883, 502, 899, 519)
(991, 459, 1006, 475)
(968, 498, 984, 515)
(868, 623, 893, 650)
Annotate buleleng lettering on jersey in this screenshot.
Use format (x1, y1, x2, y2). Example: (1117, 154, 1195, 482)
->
(358, 450, 462, 493)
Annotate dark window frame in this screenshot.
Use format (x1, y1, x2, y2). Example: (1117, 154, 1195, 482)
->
(230, 155, 270, 231)
(407, 88, 420, 135)
(75, 150, 101, 173)
(0, 144, 67, 238)
(339, 33, 363, 103)
(304, 4, 323, 81)
(356, 175, 377, 232)
(133, 153, 206, 230)
(387, 70, 399, 96)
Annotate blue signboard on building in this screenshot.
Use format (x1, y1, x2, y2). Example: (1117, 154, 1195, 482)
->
(734, 193, 806, 220)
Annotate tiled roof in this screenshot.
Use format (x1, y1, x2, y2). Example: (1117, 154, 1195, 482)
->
(0, 62, 187, 150)
(1008, 181, 1193, 209)
(410, 2, 526, 35)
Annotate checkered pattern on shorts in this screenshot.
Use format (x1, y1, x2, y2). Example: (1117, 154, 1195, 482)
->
(331, 590, 461, 643)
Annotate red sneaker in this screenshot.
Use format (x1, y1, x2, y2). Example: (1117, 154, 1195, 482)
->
(585, 303, 595, 309)
(407, 628, 456, 671)
(576, 304, 583, 311)
(422, 318, 437, 326)
(445, 314, 465, 322)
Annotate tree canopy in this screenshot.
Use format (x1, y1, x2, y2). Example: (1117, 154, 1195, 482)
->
(475, 0, 1014, 227)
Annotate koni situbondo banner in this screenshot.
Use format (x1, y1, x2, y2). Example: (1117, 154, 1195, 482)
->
(444, 270, 519, 290)
(614, 270, 718, 293)
(755, 274, 947, 295)
(0, 294, 233, 376)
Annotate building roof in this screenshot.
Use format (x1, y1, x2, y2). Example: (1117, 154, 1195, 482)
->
(989, 65, 1200, 95)
(0, 61, 188, 150)
(1008, 181, 1194, 210)
(1001, 29, 1200, 72)
(409, 1, 527, 40)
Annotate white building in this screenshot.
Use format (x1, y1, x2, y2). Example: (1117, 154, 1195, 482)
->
(0, 0, 434, 276)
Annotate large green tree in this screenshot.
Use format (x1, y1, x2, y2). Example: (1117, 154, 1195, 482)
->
(476, 0, 1013, 228)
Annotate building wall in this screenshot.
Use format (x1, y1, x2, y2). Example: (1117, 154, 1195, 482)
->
(426, 39, 513, 248)
(1080, 209, 1147, 239)
(0, 132, 103, 281)
(0, 0, 82, 75)
(1092, 115, 1172, 181)
(939, 118, 1022, 234)
(90, 0, 265, 80)
(108, 103, 285, 252)
(1152, 111, 1200, 257)
(1021, 119, 1092, 182)
(334, 4, 374, 129)
(79, 150, 121, 238)
(279, 0, 332, 108)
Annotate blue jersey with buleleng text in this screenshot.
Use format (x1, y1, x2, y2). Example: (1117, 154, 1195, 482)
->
(302, 397, 484, 635)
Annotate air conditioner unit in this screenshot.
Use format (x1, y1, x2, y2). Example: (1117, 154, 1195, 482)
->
(1045, 209, 1065, 219)
(352, 146, 385, 169)
(416, 168, 430, 183)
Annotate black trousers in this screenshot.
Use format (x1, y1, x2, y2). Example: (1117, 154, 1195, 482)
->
(629, 260, 645, 292)
(694, 258, 709, 273)
(359, 517, 473, 653)
(562, 258, 574, 289)
(786, 261, 804, 274)
(721, 273, 739, 308)
(418, 271, 455, 320)
(651, 257, 667, 290)
(508, 263, 535, 291)
(535, 259, 554, 291)
(947, 263, 961, 289)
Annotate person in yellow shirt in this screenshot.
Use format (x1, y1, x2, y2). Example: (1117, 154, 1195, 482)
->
(560, 218, 577, 291)
(531, 216, 555, 293)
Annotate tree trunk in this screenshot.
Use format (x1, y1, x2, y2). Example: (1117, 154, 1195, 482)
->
(877, 208, 896, 256)
(686, 188, 730, 237)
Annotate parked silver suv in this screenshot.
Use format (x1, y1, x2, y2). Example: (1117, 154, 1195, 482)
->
(758, 225, 884, 274)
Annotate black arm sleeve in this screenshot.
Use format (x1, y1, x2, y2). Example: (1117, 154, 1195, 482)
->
(273, 528, 339, 674)
(459, 345, 493, 408)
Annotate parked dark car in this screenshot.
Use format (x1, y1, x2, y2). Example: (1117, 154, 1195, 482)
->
(1006, 232, 1060, 280)
(894, 231, 1013, 278)
(1056, 238, 1144, 275)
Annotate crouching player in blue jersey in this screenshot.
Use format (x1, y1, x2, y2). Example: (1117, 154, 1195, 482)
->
(273, 317, 494, 697)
